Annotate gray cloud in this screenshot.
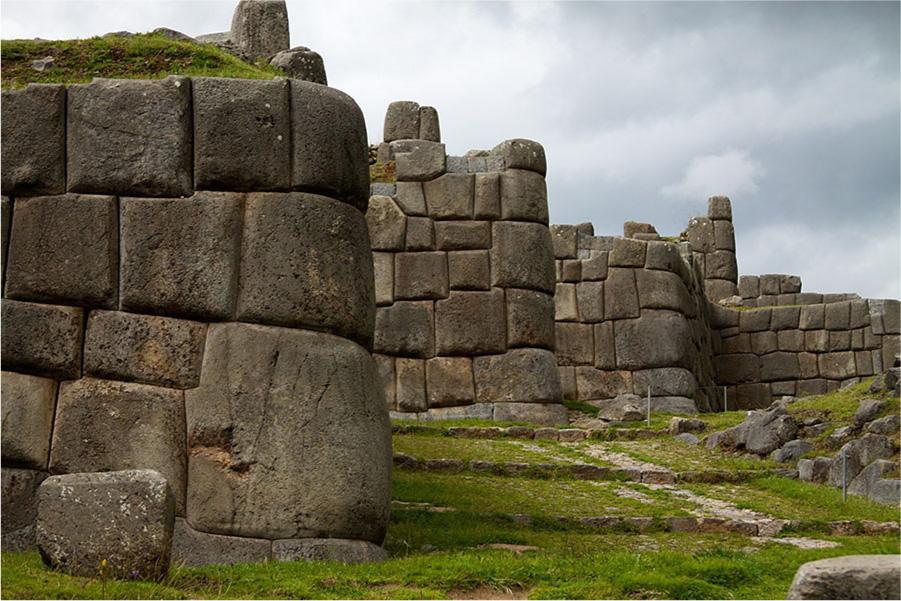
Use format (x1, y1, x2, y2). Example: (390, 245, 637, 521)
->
(3, 0, 898, 298)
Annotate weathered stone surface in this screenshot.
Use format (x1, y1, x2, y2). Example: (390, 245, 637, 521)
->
(706, 251, 737, 281)
(604, 268, 640, 320)
(632, 368, 697, 397)
(555, 322, 593, 366)
(866, 414, 900, 435)
(374, 301, 434, 358)
(1, 84, 66, 196)
(474, 173, 501, 219)
(1, 300, 83, 380)
(291, 81, 370, 209)
(787, 555, 900, 600)
(582, 252, 609, 281)
(707, 195, 732, 221)
(777, 330, 804, 352)
(435, 221, 491, 250)
(714, 220, 735, 251)
(770, 306, 800, 330)
(798, 305, 825, 330)
(500, 169, 548, 224)
(705, 278, 738, 302)
(67, 77, 191, 197)
(269, 46, 327, 84)
(405, 216, 435, 250)
(492, 402, 567, 425)
(193, 77, 290, 190)
(83, 311, 206, 389)
(825, 301, 851, 330)
(818, 351, 856, 380)
(675, 433, 700, 445)
(435, 290, 505, 354)
(614, 311, 692, 370)
(373, 354, 395, 408)
(419, 106, 440, 142)
(770, 439, 812, 463)
(366, 196, 407, 250)
(50, 378, 186, 514)
(506, 288, 554, 348)
(555, 283, 579, 321)
(237, 192, 375, 347)
(576, 368, 632, 399)
(490, 139, 546, 176)
(373, 253, 394, 306)
(230, 0, 289, 60)
(739, 308, 771, 332)
(491, 221, 555, 293)
(828, 434, 894, 487)
(550, 225, 578, 259)
(750, 331, 777, 354)
(669, 417, 707, 435)
(576, 281, 605, 322)
(474, 349, 561, 404)
(396, 358, 427, 412)
(424, 173, 473, 219)
(558, 366, 577, 400)
(37, 469, 174, 579)
(5, 194, 117, 307)
(1, 371, 57, 470)
(396, 182, 427, 216)
(595, 394, 644, 422)
(384, 101, 420, 142)
(738, 276, 760, 299)
(760, 352, 801, 381)
(272, 538, 387, 563)
(396, 141, 447, 182)
(394, 252, 449, 301)
(121, 193, 243, 320)
(1, 196, 9, 286)
(635, 269, 693, 315)
(445, 250, 488, 290)
(185, 323, 391, 542)
(644, 241, 682, 273)
(848, 459, 897, 502)
(426, 357, 474, 407)
(685, 217, 714, 252)
(759, 274, 780, 295)
(798, 456, 831, 483)
(609, 238, 646, 268)
(855, 398, 886, 426)
(1, 468, 47, 551)
(172, 518, 271, 567)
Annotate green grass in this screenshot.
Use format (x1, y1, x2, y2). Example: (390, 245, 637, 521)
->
(563, 399, 600, 415)
(607, 411, 748, 434)
(598, 438, 778, 473)
(392, 435, 582, 465)
(1, 34, 282, 89)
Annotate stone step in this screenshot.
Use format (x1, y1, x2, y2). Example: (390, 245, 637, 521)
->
(392, 423, 666, 441)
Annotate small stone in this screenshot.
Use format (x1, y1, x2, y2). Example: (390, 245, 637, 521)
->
(270, 46, 327, 84)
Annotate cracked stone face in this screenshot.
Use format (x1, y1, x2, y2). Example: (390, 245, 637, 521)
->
(185, 322, 391, 542)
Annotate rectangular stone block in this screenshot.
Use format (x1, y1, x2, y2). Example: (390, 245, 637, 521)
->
(1, 300, 83, 380)
(237, 192, 376, 347)
(581, 252, 609, 281)
(50, 378, 186, 514)
(492, 139, 546, 175)
(714, 354, 760, 385)
(193, 77, 290, 191)
(851, 328, 865, 350)
(447, 250, 490, 291)
(776, 329, 804, 352)
(759, 352, 801, 382)
(645, 241, 682, 274)
(780, 275, 802, 294)
(799, 305, 825, 330)
(685, 217, 714, 252)
(805, 330, 829, 352)
(708, 196, 732, 221)
(882, 334, 900, 373)
(797, 379, 828, 396)
(771, 381, 796, 397)
(395, 141, 447, 183)
(67, 77, 192, 197)
(854, 351, 874, 377)
(490, 221, 555, 293)
(828, 330, 851, 352)
(426, 357, 475, 407)
(5, 194, 117, 308)
(799, 353, 818, 379)
(706, 250, 737, 281)
(172, 518, 272, 567)
(555, 283, 579, 321)
(373, 252, 394, 306)
(435, 290, 506, 355)
(883, 299, 901, 334)
(405, 216, 435, 250)
(721, 333, 751, 354)
(396, 182, 427, 216)
(2, 468, 48, 551)
(714, 220, 735, 251)
(593, 322, 615, 370)
(735, 383, 771, 409)
(473, 173, 501, 219)
(500, 169, 548, 224)
(818, 351, 856, 380)
(796, 293, 824, 305)
(759, 274, 781, 296)
(824, 301, 851, 330)
(556, 322, 594, 366)
(739, 309, 771, 333)
(366, 196, 407, 251)
(609, 238, 647, 268)
(121, 192, 243, 321)
(506, 288, 554, 349)
(604, 268, 639, 319)
(291, 81, 370, 209)
(615, 311, 692, 370)
(373, 354, 396, 408)
(84, 310, 206, 389)
(559, 366, 577, 400)
(550, 225, 578, 259)
(636, 269, 694, 316)
(770, 306, 800, 330)
(1, 371, 57, 470)
(374, 301, 434, 358)
(1, 84, 66, 196)
(779, 294, 799, 306)
(435, 221, 491, 250)
(576, 368, 632, 400)
(561, 259, 581, 282)
(576, 281, 605, 322)
(394, 251, 449, 300)
(473, 348, 561, 403)
(424, 173, 473, 219)
(751, 331, 777, 354)
(396, 358, 427, 412)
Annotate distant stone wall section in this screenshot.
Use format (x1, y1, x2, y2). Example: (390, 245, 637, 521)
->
(367, 102, 565, 425)
(0, 76, 391, 565)
(737, 273, 861, 308)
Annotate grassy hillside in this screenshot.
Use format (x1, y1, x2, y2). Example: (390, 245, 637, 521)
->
(1, 33, 282, 89)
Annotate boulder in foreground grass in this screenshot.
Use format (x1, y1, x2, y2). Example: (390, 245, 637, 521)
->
(787, 555, 900, 599)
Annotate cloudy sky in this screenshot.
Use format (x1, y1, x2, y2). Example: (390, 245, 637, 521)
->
(4, 1, 899, 299)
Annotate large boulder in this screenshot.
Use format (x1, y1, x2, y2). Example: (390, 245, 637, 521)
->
(269, 46, 327, 84)
(36, 470, 175, 580)
(787, 555, 900, 600)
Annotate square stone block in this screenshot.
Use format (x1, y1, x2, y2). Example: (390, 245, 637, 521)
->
(1, 371, 57, 470)
(1, 300, 83, 380)
(759, 274, 781, 296)
(473, 348, 561, 403)
(739, 309, 771, 333)
(383, 101, 420, 141)
(50, 378, 186, 514)
(67, 77, 192, 197)
(770, 306, 801, 330)
(776, 329, 804, 352)
(193, 77, 290, 191)
(706, 251, 737, 281)
(561, 259, 581, 282)
(636, 269, 693, 316)
(474, 173, 501, 219)
(609, 238, 646, 268)
(394, 251, 449, 300)
(396, 358, 427, 412)
(582, 252, 609, 281)
(550, 225, 577, 259)
(1, 84, 66, 196)
(499, 169, 548, 224)
(366, 196, 407, 251)
(291, 81, 370, 210)
(828, 330, 851, 351)
(426, 357, 475, 407)
(615, 311, 692, 370)
(396, 182, 427, 216)
(374, 301, 434, 358)
(490, 221, 555, 293)
(448, 250, 490, 290)
(84, 310, 206, 389)
(506, 288, 554, 349)
(237, 192, 375, 348)
(491, 139, 547, 176)
(818, 351, 856, 380)
(435, 290, 506, 355)
(824, 301, 851, 330)
(738, 276, 760, 299)
(555, 322, 594, 366)
(424, 173, 473, 219)
(5, 194, 117, 308)
(685, 217, 714, 252)
(405, 216, 435, 250)
(577, 368, 632, 400)
(751, 331, 777, 354)
(849, 300, 870, 329)
(576, 281, 605, 322)
(645, 242, 681, 273)
(121, 192, 243, 321)
(799, 305, 825, 330)
(759, 352, 801, 382)
(435, 221, 491, 250)
(395, 141, 446, 183)
(604, 268, 639, 320)
(805, 330, 828, 352)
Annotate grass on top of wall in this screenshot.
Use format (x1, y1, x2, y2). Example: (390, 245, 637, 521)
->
(0, 34, 283, 89)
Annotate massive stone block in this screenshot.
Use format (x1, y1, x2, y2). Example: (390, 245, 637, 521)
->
(49, 378, 186, 513)
(396, 358, 427, 412)
(291, 81, 370, 210)
(576, 281, 605, 322)
(576, 368, 632, 399)
(435, 221, 491, 250)
(474, 173, 501, 219)
(550, 225, 578, 259)
(609, 238, 646, 268)
(419, 106, 441, 142)
(818, 351, 856, 380)
(632, 368, 697, 397)
(706, 250, 737, 281)
(120, 193, 244, 321)
(824, 301, 851, 330)
(1, 300, 83, 380)
(173, 519, 272, 567)
(593, 322, 616, 370)
(269, 47, 327, 85)
(713, 220, 735, 251)
(604, 268, 640, 320)
(490, 222, 555, 293)
(83, 311, 206, 389)
(405, 216, 435, 250)
(5, 194, 117, 308)
(554, 283, 579, 321)
(787, 555, 900, 601)
(1, 372, 57, 470)
(36, 470, 175, 580)
(366, 196, 407, 251)
(1, 84, 66, 196)
(635, 269, 693, 315)
(423, 173, 473, 219)
(237, 192, 375, 348)
(490, 139, 546, 176)
(426, 357, 475, 407)
(799, 305, 825, 330)
(396, 182, 427, 216)
(185, 323, 391, 542)
(67, 77, 192, 197)
(1, 468, 48, 551)
(555, 322, 594, 366)
(473, 349, 562, 404)
(759, 352, 801, 381)
(383, 101, 420, 141)
(614, 311, 692, 370)
(193, 77, 290, 191)
(448, 250, 490, 290)
(499, 169, 548, 224)
(373, 252, 394, 306)
(374, 301, 434, 358)
(230, 0, 290, 60)
(395, 141, 446, 182)
(435, 290, 506, 354)
(739, 309, 771, 333)
(505, 288, 554, 349)
(394, 252, 449, 300)
(714, 354, 760, 385)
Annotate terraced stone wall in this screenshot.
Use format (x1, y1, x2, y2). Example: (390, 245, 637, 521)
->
(736, 273, 862, 308)
(0, 76, 392, 565)
(367, 102, 565, 425)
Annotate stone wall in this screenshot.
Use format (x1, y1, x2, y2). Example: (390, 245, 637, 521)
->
(367, 102, 565, 425)
(736, 273, 861, 308)
(0, 76, 392, 564)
